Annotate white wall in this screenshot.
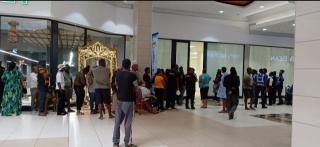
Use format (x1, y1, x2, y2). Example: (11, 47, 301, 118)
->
(292, 1, 320, 147)
(0, 1, 52, 17)
(0, 1, 134, 35)
(0, 1, 293, 47)
(50, 1, 133, 35)
(153, 13, 294, 48)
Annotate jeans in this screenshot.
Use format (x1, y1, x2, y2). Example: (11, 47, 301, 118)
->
(177, 86, 185, 105)
(113, 101, 135, 145)
(30, 88, 39, 111)
(166, 89, 176, 108)
(74, 86, 85, 111)
(186, 89, 195, 108)
(64, 87, 73, 110)
(89, 92, 98, 112)
(227, 93, 239, 114)
(154, 88, 164, 110)
(277, 87, 284, 104)
(38, 87, 47, 113)
(255, 86, 266, 107)
(56, 90, 66, 114)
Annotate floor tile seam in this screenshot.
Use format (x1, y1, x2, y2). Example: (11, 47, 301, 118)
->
(2, 117, 26, 142)
(89, 116, 104, 147)
(34, 116, 51, 147)
(180, 108, 284, 128)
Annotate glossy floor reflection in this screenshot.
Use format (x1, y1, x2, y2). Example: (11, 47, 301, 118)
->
(0, 100, 292, 147)
(0, 111, 68, 147)
(69, 100, 292, 147)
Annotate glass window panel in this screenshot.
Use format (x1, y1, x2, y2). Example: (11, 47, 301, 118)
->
(0, 16, 51, 106)
(57, 23, 85, 79)
(157, 39, 172, 69)
(207, 43, 244, 96)
(249, 45, 294, 95)
(176, 42, 189, 71)
(125, 36, 135, 62)
(87, 30, 125, 67)
(190, 42, 204, 97)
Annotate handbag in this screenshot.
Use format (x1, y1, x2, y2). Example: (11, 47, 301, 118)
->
(22, 87, 27, 94)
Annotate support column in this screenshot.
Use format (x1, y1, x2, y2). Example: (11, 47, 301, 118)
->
(293, 1, 320, 147)
(133, 1, 153, 78)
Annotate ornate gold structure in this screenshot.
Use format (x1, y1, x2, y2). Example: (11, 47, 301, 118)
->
(78, 41, 117, 73)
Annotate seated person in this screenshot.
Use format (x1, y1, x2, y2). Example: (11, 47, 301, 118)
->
(138, 82, 158, 112)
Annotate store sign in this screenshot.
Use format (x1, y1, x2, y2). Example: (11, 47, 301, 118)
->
(151, 32, 159, 75)
(1, 0, 28, 5)
(271, 55, 294, 62)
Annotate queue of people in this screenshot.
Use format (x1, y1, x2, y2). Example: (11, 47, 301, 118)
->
(0, 58, 291, 122)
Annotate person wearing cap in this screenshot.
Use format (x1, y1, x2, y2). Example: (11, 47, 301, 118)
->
(64, 64, 74, 113)
(56, 64, 67, 115)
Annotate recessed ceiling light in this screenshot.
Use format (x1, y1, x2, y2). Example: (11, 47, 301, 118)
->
(260, 5, 265, 9)
(262, 28, 267, 31)
(292, 23, 295, 27)
(219, 10, 224, 14)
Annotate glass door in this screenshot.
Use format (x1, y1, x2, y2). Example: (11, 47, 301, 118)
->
(173, 41, 190, 71)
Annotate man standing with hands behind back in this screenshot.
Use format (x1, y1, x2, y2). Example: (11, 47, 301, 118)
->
(113, 59, 138, 147)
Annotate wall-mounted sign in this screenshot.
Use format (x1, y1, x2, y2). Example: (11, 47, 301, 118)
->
(1, 0, 28, 5)
(271, 56, 294, 63)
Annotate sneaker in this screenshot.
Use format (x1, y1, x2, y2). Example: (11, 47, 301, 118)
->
(191, 107, 195, 110)
(68, 109, 75, 112)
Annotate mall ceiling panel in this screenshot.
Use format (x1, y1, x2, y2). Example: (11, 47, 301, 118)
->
(215, 0, 253, 7)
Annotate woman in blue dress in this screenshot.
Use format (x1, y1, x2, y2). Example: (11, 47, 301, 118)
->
(217, 67, 228, 113)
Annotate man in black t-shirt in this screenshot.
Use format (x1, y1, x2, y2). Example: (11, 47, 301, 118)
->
(113, 59, 137, 147)
(165, 64, 179, 109)
(185, 68, 197, 109)
(143, 67, 151, 89)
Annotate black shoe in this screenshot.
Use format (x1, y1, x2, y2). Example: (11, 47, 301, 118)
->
(191, 107, 195, 109)
(262, 106, 268, 109)
(268, 104, 272, 106)
(57, 112, 67, 115)
(186, 107, 190, 109)
(68, 109, 75, 112)
(229, 113, 234, 120)
(277, 103, 283, 105)
(171, 107, 176, 109)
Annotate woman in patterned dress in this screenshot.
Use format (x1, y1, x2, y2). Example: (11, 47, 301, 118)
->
(1, 62, 22, 116)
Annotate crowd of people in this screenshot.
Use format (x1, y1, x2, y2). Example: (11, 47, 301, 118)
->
(0, 58, 294, 146)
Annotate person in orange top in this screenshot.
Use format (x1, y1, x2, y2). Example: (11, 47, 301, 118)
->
(154, 69, 166, 111)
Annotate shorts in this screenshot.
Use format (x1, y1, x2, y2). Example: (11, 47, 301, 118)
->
(243, 89, 253, 99)
(95, 89, 111, 105)
(64, 87, 73, 99)
(200, 87, 209, 100)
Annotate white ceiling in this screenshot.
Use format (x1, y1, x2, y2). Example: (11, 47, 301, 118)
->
(106, 1, 295, 37)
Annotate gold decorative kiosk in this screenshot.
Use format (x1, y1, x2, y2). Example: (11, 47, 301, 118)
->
(78, 41, 117, 73)
(78, 41, 117, 104)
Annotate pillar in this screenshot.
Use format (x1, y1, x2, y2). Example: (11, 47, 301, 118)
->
(133, 1, 153, 78)
(292, 1, 320, 147)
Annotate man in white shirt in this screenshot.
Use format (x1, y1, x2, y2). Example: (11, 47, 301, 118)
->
(56, 64, 67, 115)
(30, 66, 39, 111)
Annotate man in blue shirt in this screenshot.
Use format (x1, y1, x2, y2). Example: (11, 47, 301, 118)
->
(199, 68, 211, 108)
(255, 69, 268, 108)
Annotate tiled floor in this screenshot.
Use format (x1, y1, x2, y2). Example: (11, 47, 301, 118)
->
(0, 100, 292, 147)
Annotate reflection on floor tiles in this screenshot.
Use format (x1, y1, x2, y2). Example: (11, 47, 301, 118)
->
(252, 113, 292, 125)
(0, 99, 292, 147)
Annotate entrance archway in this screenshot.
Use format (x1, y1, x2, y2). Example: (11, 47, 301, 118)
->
(78, 41, 117, 74)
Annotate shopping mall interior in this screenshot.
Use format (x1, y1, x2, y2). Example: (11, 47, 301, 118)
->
(0, 1, 318, 147)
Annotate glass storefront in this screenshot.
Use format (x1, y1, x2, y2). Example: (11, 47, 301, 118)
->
(249, 45, 294, 94)
(206, 43, 244, 96)
(57, 23, 85, 78)
(157, 39, 172, 69)
(189, 42, 204, 97)
(87, 30, 125, 68)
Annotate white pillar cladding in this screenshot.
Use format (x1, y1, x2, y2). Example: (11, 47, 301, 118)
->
(293, 1, 320, 147)
(133, 1, 153, 77)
